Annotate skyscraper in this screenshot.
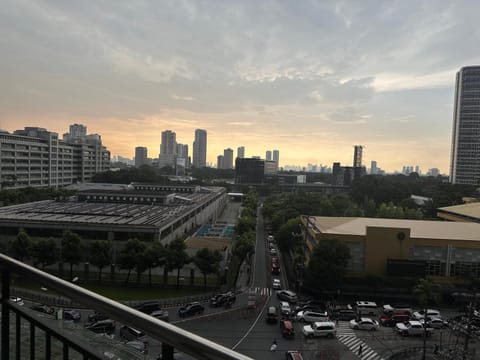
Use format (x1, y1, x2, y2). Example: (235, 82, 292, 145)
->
(193, 129, 207, 168)
(353, 145, 363, 168)
(159, 130, 176, 168)
(266, 150, 272, 161)
(223, 148, 234, 169)
(135, 146, 148, 167)
(450, 66, 480, 185)
(217, 155, 224, 169)
(237, 146, 245, 159)
(273, 150, 279, 165)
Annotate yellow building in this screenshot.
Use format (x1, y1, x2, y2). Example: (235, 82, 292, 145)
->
(301, 216, 480, 280)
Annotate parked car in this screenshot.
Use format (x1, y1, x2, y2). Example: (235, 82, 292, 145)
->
(120, 325, 147, 341)
(296, 311, 329, 323)
(395, 320, 433, 336)
(280, 319, 295, 338)
(270, 248, 277, 255)
(150, 309, 170, 322)
(285, 350, 304, 360)
(412, 309, 441, 320)
(126, 340, 147, 354)
(280, 301, 292, 317)
(266, 306, 279, 324)
(63, 309, 81, 321)
(10, 297, 24, 306)
(88, 312, 109, 323)
(383, 304, 412, 315)
(379, 312, 410, 327)
(328, 305, 355, 321)
(30, 304, 55, 315)
(178, 302, 205, 317)
(420, 316, 448, 329)
(276, 290, 298, 303)
(349, 317, 379, 331)
(302, 321, 336, 338)
(134, 301, 160, 314)
(85, 319, 116, 334)
(272, 279, 282, 289)
(209, 292, 236, 307)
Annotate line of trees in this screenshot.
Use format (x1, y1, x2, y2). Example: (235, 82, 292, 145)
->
(6, 230, 223, 289)
(226, 190, 258, 287)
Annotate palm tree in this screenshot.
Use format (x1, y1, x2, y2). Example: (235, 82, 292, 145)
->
(413, 278, 441, 360)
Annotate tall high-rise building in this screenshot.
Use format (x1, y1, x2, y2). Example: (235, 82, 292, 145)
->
(223, 148, 234, 169)
(266, 150, 272, 161)
(217, 155, 224, 169)
(237, 146, 245, 159)
(193, 129, 207, 168)
(450, 66, 480, 184)
(353, 145, 363, 168)
(273, 150, 279, 165)
(370, 160, 377, 175)
(135, 147, 148, 167)
(159, 130, 176, 168)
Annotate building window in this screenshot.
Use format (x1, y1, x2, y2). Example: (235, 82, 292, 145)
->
(425, 261, 445, 276)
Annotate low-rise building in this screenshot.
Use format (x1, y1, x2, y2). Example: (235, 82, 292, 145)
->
(302, 216, 480, 280)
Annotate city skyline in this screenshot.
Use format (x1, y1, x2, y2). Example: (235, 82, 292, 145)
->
(2, 1, 480, 172)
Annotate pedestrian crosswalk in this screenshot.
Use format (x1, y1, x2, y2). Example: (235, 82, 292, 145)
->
(251, 287, 273, 296)
(336, 322, 384, 360)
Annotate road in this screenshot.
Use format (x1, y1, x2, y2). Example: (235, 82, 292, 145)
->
(18, 200, 480, 359)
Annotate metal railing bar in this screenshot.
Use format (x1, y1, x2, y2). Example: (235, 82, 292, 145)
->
(29, 321, 35, 360)
(63, 341, 68, 360)
(45, 332, 51, 359)
(16, 312, 21, 360)
(1, 269, 10, 360)
(9, 305, 101, 360)
(0, 254, 253, 360)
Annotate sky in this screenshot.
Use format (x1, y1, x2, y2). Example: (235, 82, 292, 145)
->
(1, 0, 480, 173)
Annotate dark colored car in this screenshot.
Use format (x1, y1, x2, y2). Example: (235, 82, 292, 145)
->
(209, 292, 236, 307)
(285, 350, 304, 360)
(120, 325, 147, 341)
(30, 304, 55, 315)
(280, 319, 295, 338)
(272, 263, 281, 275)
(63, 309, 81, 321)
(266, 306, 279, 324)
(85, 319, 116, 334)
(88, 312, 109, 323)
(134, 301, 161, 314)
(178, 302, 205, 317)
(380, 312, 410, 327)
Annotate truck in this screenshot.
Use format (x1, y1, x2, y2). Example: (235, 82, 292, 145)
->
(395, 320, 434, 336)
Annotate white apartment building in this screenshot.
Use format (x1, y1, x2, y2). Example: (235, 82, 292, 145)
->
(0, 126, 110, 189)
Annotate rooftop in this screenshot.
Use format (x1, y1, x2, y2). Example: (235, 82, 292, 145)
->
(437, 202, 480, 222)
(307, 216, 480, 241)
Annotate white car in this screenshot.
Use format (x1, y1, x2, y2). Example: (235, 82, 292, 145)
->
(296, 310, 329, 323)
(420, 317, 448, 329)
(302, 321, 336, 338)
(280, 301, 291, 316)
(10, 297, 24, 306)
(412, 309, 441, 320)
(349, 317, 379, 331)
(272, 279, 281, 289)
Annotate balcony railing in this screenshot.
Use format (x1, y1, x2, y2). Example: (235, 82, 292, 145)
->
(0, 253, 253, 360)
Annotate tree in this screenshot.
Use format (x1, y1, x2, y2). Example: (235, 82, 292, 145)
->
(275, 217, 302, 253)
(117, 238, 146, 284)
(413, 278, 441, 360)
(8, 231, 32, 261)
(31, 238, 57, 270)
(193, 248, 223, 289)
(167, 238, 190, 288)
(305, 239, 351, 292)
(88, 241, 112, 282)
(143, 242, 166, 286)
(61, 231, 83, 280)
